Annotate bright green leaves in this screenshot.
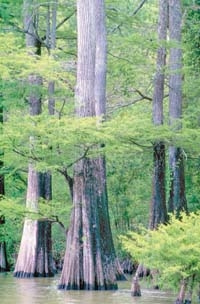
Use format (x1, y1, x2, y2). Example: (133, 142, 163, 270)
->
(1, 113, 110, 172)
(122, 212, 200, 290)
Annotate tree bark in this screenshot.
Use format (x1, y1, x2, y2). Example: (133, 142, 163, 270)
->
(175, 279, 187, 304)
(14, 0, 54, 278)
(14, 169, 54, 277)
(47, 0, 57, 115)
(0, 160, 9, 272)
(0, 242, 8, 272)
(58, 0, 121, 290)
(131, 264, 142, 296)
(184, 275, 195, 304)
(150, 143, 167, 229)
(132, 0, 168, 296)
(150, 0, 168, 230)
(0, 103, 9, 272)
(168, 0, 187, 215)
(94, 0, 125, 281)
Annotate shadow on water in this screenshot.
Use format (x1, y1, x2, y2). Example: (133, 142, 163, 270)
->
(0, 273, 175, 304)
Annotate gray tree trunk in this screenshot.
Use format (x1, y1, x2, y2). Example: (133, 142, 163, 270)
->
(0, 103, 9, 272)
(14, 0, 54, 278)
(175, 279, 187, 304)
(58, 0, 121, 290)
(168, 0, 187, 215)
(132, 0, 168, 296)
(47, 0, 57, 115)
(149, 0, 168, 229)
(94, 0, 125, 281)
(149, 0, 168, 230)
(0, 165, 9, 272)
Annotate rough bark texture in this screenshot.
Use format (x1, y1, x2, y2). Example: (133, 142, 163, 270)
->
(120, 258, 135, 274)
(14, 0, 54, 278)
(14, 169, 54, 277)
(168, 0, 187, 215)
(0, 242, 9, 272)
(94, 0, 125, 281)
(0, 106, 5, 197)
(168, 147, 187, 213)
(132, 0, 168, 296)
(150, 0, 168, 230)
(47, 0, 57, 115)
(0, 104, 4, 196)
(169, 3, 187, 297)
(59, 158, 118, 290)
(59, 0, 121, 290)
(131, 264, 143, 296)
(0, 104, 9, 272)
(150, 142, 167, 229)
(94, 0, 106, 117)
(23, 0, 41, 55)
(0, 162, 9, 272)
(175, 280, 187, 304)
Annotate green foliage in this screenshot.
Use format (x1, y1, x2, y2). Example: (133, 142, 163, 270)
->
(0, 0, 200, 268)
(121, 212, 200, 290)
(183, 2, 200, 69)
(0, 0, 22, 27)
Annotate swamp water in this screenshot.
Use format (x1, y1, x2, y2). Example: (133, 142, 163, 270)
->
(0, 273, 175, 304)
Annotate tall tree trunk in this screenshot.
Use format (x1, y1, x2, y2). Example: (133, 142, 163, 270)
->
(150, 142, 167, 228)
(58, 0, 120, 290)
(14, 168, 54, 277)
(168, 0, 187, 215)
(47, 0, 57, 115)
(14, 0, 54, 278)
(0, 242, 8, 272)
(150, 0, 168, 230)
(168, 1, 188, 300)
(175, 279, 187, 304)
(132, 0, 168, 296)
(94, 0, 125, 281)
(0, 103, 9, 272)
(0, 160, 9, 272)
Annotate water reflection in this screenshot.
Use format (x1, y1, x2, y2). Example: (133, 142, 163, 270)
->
(0, 273, 174, 304)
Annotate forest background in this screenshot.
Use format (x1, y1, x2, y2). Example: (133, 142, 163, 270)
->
(0, 0, 200, 281)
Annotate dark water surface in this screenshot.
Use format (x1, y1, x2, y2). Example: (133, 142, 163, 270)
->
(0, 273, 175, 304)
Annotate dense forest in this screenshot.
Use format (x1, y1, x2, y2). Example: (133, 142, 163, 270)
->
(0, 0, 200, 303)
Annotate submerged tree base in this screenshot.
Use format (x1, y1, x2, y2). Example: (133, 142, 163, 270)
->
(131, 280, 141, 297)
(14, 271, 54, 278)
(58, 282, 118, 291)
(14, 219, 54, 278)
(59, 157, 120, 291)
(0, 242, 9, 272)
(175, 300, 184, 304)
(116, 273, 127, 281)
(131, 290, 141, 297)
(115, 258, 127, 281)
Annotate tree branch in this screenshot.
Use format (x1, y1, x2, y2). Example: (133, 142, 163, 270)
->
(107, 97, 145, 113)
(134, 88, 152, 101)
(111, 0, 148, 33)
(128, 138, 152, 149)
(57, 167, 73, 200)
(56, 10, 76, 30)
(108, 51, 135, 65)
(66, 146, 90, 168)
(50, 215, 67, 234)
(132, 0, 148, 16)
(41, 10, 76, 47)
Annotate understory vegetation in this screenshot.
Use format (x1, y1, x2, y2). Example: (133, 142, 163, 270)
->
(0, 0, 200, 301)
